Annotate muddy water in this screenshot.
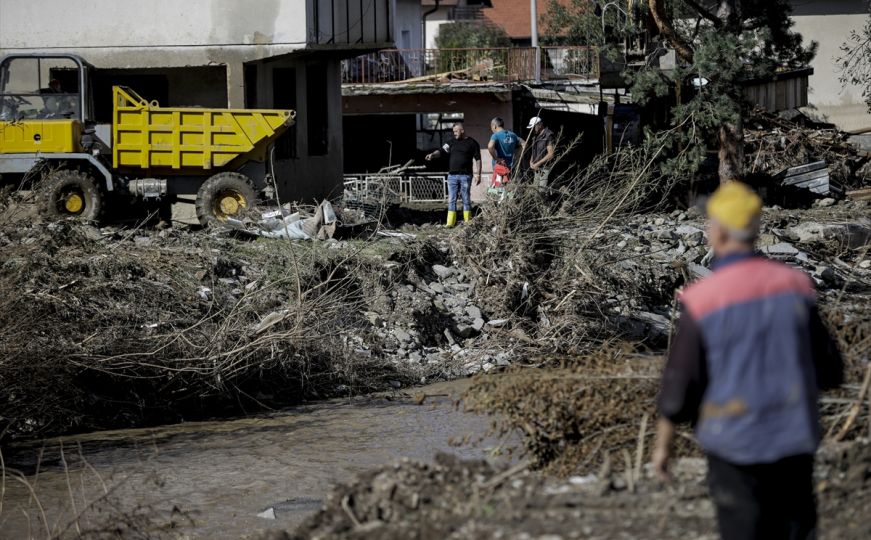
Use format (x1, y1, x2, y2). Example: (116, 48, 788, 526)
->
(0, 380, 514, 539)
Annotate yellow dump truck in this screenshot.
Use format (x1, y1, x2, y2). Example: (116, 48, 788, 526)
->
(0, 54, 295, 225)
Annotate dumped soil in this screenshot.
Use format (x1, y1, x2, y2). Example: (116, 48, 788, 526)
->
(289, 442, 871, 540)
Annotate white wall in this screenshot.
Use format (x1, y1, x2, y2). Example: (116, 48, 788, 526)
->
(394, 0, 423, 50)
(424, 8, 452, 49)
(0, 0, 307, 68)
(791, 0, 871, 131)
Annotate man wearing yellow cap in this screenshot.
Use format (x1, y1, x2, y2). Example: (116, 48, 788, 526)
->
(652, 181, 843, 540)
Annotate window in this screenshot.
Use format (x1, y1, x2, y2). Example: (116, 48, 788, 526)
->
(272, 67, 297, 159)
(306, 63, 329, 156)
(0, 57, 82, 121)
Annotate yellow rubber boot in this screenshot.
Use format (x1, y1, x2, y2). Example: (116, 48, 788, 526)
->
(463, 210, 472, 222)
(446, 211, 457, 228)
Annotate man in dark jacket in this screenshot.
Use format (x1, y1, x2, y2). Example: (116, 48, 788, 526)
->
(653, 181, 843, 540)
(425, 121, 481, 227)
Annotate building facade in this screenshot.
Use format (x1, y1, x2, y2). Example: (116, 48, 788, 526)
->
(0, 0, 394, 202)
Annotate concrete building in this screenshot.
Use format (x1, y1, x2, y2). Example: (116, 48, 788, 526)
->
(790, 0, 871, 132)
(0, 0, 394, 202)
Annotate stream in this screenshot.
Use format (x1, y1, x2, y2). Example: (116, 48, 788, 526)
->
(0, 380, 514, 539)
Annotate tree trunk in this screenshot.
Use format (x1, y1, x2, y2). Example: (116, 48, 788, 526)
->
(717, 113, 744, 183)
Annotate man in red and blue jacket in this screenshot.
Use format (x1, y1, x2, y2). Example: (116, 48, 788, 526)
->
(653, 181, 843, 540)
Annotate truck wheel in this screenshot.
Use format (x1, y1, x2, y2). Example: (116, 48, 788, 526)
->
(42, 170, 103, 221)
(195, 172, 256, 226)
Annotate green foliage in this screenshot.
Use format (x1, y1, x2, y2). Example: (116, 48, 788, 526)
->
(627, 0, 816, 181)
(838, 3, 871, 112)
(435, 22, 510, 49)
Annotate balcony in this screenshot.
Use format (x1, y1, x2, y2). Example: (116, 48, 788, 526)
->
(341, 47, 599, 84)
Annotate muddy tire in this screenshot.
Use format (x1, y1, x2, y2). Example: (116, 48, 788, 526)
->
(42, 169, 103, 221)
(195, 172, 256, 227)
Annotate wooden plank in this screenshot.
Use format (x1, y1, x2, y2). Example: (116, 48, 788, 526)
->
(776, 160, 827, 178)
(847, 188, 871, 201)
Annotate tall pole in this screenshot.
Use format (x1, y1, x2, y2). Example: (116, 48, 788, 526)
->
(531, 0, 541, 83)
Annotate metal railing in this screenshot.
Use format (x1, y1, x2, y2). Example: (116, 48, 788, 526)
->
(343, 174, 449, 212)
(341, 46, 599, 84)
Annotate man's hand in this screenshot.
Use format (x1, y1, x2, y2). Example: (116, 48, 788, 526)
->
(530, 161, 540, 171)
(424, 153, 433, 161)
(653, 417, 676, 483)
(474, 174, 481, 186)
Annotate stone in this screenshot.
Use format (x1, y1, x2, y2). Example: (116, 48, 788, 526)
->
(465, 305, 483, 320)
(817, 197, 836, 207)
(394, 328, 412, 343)
(616, 240, 627, 249)
(408, 352, 423, 363)
(762, 242, 799, 256)
(472, 318, 486, 331)
(486, 319, 509, 328)
(482, 362, 495, 372)
(860, 259, 871, 269)
(656, 230, 677, 241)
(454, 324, 477, 339)
(431, 264, 454, 279)
(429, 282, 445, 294)
(257, 507, 276, 520)
(654, 217, 666, 226)
(133, 236, 152, 247)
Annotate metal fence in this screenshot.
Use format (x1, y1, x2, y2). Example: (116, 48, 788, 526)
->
(343, 174, 449, 213)
(341, 46, 598, 84)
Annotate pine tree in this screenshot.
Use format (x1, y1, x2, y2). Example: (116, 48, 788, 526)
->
(546, 1, 816, 183)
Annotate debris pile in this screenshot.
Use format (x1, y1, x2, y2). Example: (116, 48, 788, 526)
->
(288, 442, 871, 540)
(745, 110, 871, 191)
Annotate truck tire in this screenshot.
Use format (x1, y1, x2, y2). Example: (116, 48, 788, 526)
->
(42, 169, 103, 221)
(195, 172, 256, 226)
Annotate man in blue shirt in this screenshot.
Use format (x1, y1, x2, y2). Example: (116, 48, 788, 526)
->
(487, 117, 523, 181)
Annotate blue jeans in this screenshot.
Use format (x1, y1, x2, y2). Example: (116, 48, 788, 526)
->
(447, 174, 471, 212)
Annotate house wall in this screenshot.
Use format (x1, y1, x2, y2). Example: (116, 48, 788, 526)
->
(250, 56, 345, 203)
(343, 91, 514, 201)
(394, 0, 423, 50)
(424, 8, 453, 48)
(790, 0, 871, 131)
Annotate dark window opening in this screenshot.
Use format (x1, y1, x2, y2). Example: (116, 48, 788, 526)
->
(272, 67, 297, 159)
(306, 63, 329, 156)
(244, 64, 257, 109)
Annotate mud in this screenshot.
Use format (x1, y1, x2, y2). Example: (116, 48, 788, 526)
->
(290, 441, 871, 540)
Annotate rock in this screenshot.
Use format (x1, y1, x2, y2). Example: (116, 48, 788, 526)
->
(677, 212, 687, 221)
(688, 263, 712, 278)
(616, 240, 627, 249)
(465, 305, 483, 320)
(408, 352, 423, 363)
(432, 264, 454, 279)
(429, 282, 445, 294)
(257, 507, 276, 520)
(860, 259, 871, 269)
(817, 197, 836, 207)
(654, 217, 666, 226)
(454, 324, 477, 339)
(394, 328, 412, 343)
(685, 231, 705, 247)
(133, 236, 152, 247)
(443, 329, 457, 345)
(762, 242, 799, 256)
(486, 319, 509, 328)
(686, 205, 704, 218)
(472, 318, 486, 331)
(482, 362, 495, 372)
(365, 311, 383, 327)
(656, 230, 677, 241)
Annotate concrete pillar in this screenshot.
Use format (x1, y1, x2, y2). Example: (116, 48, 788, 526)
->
(226, 62, 245, 108)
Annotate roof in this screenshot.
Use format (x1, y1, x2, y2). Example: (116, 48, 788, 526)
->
(342, 82, 516, 97)
(482, 0, 570, 39)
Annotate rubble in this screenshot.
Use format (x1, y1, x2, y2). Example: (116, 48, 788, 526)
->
(288, 442, 871, 540)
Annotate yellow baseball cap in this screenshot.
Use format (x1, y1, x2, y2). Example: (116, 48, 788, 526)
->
(706, 181, 762, 232)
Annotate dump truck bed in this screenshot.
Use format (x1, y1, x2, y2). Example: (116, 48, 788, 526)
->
(112, 86, 295, 171)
